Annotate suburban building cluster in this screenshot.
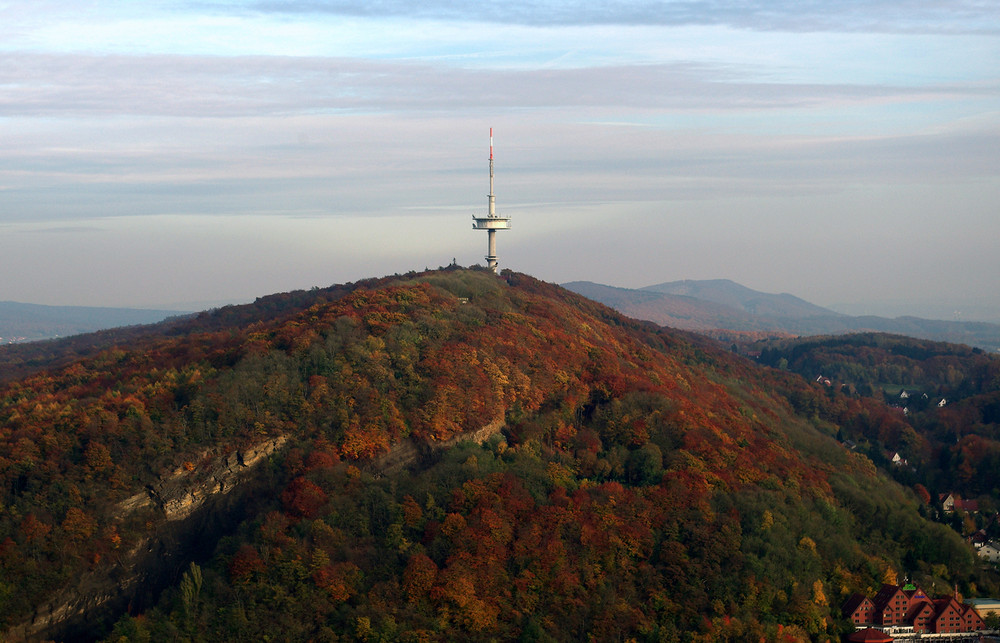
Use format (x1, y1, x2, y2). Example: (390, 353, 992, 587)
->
(971, 530, 1000, 564)
(842, 583, 985, 638)
(938, 493, 1000, 564)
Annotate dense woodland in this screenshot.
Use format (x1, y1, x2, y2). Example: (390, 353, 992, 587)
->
(0, 268, 996, 641)
(758, 334, 1000, 534)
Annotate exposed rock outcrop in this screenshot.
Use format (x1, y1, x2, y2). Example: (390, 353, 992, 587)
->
(139, 435, 287, 522)
(10, 421, 501, 641)
(7, 435, 288, 643)
(375, 415, 505, 474)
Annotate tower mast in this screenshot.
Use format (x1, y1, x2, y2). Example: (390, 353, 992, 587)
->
(489, 128, 495, 217)
(472, 128, 511, 274)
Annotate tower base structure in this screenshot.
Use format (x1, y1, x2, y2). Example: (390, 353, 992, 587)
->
(473, 218, 510, 274)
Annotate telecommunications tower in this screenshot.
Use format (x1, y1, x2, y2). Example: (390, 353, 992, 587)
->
(472, 128, 511, 274)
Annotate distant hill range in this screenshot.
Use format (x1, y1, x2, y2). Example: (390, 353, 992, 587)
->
(0, 301, 187, 343)
(563, 279, 1000, 352)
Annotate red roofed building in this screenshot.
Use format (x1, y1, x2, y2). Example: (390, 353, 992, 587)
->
(904, 599, 935, 633)
(940, 492, 980, 513)
(842, 583, 985, 635)
(847, 627, 893, 642)
(842, 594, 875, 627)
(871, 583, 925, 626)
(932, 596, 967, 633)
(963, 599, 987, 631)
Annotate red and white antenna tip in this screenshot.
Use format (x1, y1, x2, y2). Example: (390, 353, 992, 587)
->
(489, 128, 493, 160)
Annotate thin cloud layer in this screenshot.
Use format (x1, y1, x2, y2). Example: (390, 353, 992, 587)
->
(7, 52, 985, 118)
(249, 0, 1000, 33)
(0, 1, 998, 311)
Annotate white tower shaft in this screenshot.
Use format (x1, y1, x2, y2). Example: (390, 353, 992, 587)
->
(472, 127, 511, 274)
(489, 128, 495, 218)
(487, 128, 496, 270)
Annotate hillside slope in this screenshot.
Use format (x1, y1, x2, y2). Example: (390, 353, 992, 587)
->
(757, 332, 1000, 498)
(0, 268, 987, 642)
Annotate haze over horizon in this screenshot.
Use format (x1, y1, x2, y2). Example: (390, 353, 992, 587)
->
(2, 2, 998, 317)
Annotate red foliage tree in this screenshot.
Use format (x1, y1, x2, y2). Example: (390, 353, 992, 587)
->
(229, 544, 265, 581)
(281, 477, 328, 519)
(313, 562, 361, 602)
(402, 552, 438, 603)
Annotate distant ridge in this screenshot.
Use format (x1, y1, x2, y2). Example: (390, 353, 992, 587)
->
(563, 279, 1000, 351)
(642, 279, 840, 319)
(0, 300, 186, 342)
(562, 281, 764, 332)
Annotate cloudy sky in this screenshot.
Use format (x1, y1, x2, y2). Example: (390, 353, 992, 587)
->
(2, 1, 998, 317)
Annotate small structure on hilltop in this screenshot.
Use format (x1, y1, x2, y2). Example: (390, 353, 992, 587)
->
(472, 128, 511, 274)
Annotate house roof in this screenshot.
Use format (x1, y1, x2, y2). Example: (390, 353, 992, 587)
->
(940, 493, 979, 512)
(842, 593, 873, 617)
(848, 628, 894, 642)
(904, 600, 934, 623)
(931, 596, 964, 623)
(873, 584, 905, 611)
(957, 498, 980, 512)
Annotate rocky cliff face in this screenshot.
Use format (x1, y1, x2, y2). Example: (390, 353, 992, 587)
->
(8, 415, 505, 642)
(375, 415, 505, 474)
(7, 436, 287, 642)
(118, 436, 288, 522)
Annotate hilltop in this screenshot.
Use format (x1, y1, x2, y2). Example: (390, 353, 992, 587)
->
(0, 268, 994, 642)
(564, 279, 1000, 351)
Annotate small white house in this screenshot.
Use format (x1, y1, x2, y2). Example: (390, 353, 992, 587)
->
(977, 541, 1000, 563)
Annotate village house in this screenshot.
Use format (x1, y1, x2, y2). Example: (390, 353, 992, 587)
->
(842, 594, 876, 628)
(940, 493, 979, 513)
(974, 538, 1000, 563)
(841, 583, 985, 636)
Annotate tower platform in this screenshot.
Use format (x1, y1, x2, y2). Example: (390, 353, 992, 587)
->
(472, 216, 511, 230)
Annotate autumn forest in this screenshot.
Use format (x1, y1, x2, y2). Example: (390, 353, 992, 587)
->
(1, 268, 998, 642)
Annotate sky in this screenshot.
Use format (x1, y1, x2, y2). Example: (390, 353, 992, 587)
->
(1, 1, 999, 318)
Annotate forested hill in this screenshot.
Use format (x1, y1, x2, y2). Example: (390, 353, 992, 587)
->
(0, 268, 990, 642)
